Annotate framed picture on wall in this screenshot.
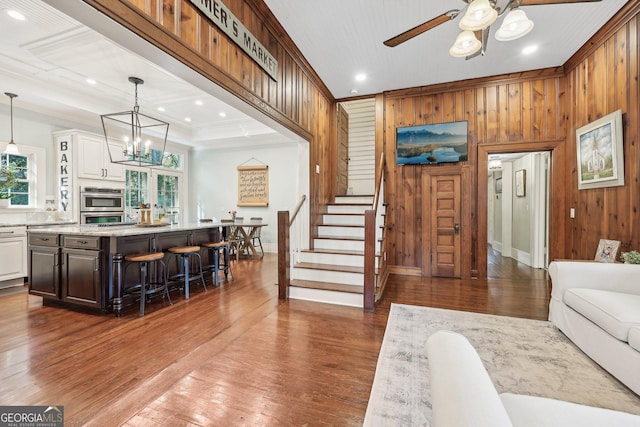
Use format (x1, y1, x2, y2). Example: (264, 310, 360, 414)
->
(515, 169, 526, 197)
(576, 109, 624, 190)
(594, 239, 621, 263)
(495, 177, 502, 194)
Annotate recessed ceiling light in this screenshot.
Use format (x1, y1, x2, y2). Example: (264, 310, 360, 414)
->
(7, 10, 26, 21)
(355, 73, 367, 82)
(522, 45, 538, 55)
(157, 106, 165, 112)
(86, 78, 96, 85)
(350, 89, 358, 94)
(219, 112, 227, 118)
(185, 117, 192, 122)
(195, 100, 203, 106)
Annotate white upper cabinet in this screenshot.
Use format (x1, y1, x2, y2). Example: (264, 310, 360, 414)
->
(76, 133, 124, 182)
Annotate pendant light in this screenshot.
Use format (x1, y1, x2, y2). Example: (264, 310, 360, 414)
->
(459, 0, 498, 32)
(4, 93, 19, 155)
(450, 30, 482, 58)
(100, 76, 169, 167)
(495, 9, 534, 41)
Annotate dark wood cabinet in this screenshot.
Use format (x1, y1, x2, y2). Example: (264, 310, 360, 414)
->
(29, 245, 60, 297)
(61, 248, 102, 308)
(28, 233, 60, 298)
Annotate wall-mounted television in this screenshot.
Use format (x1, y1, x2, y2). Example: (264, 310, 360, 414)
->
(396, 120, 468, 165)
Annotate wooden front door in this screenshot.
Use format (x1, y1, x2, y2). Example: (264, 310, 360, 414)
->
(430, 174, 461, 278)
(336, 104, 349, 195)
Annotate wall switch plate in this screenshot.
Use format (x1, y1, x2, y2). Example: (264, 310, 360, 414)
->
(570, 208, 575, 218)
(315, 164, 320, 174)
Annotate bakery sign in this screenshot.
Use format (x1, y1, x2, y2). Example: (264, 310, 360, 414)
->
(189, 0, 278, 81)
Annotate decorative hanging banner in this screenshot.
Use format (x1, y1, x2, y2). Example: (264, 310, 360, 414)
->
(237, 165, 269, 206)
(189, 0, 278, 81)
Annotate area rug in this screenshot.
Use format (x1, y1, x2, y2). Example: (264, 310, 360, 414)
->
(364, 303, 640, 426)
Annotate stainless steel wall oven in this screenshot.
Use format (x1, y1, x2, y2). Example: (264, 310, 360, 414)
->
(79, 186, 125, 224)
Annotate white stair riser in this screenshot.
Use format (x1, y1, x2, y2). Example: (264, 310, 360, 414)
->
(292, 268, 362, 285)
(314, 238, 364, 252)
(289, 287, 364, 308)
(327, 205, 369, 215)
(335, 196, 373, 204)
(322, 214, 365, 226)
(298, 251, 379, 268)
(318, 225, 364, 238)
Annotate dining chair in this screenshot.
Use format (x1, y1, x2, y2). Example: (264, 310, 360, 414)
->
(249, 217, 264, 256)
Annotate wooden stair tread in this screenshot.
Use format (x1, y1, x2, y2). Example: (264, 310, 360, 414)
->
(315, 235, 364, 241)
(300, 248, 381, 257)
(318, 223, 364, 228)
(295, 262, 363, 274)
(289, 279, 364, 294)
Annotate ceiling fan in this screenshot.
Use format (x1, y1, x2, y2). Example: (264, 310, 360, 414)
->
(383, 0, 603, 59)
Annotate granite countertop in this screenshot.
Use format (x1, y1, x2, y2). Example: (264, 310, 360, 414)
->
(0, 220, 77, 228)
(25, 221, 233, 237)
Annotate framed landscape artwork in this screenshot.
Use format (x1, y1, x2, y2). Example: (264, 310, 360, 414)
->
(576, 109, 624, 190)
(594, 239, 621, 263)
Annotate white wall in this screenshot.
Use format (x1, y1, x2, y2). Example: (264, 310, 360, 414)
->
(188, 141, 306, 252)
(512, 154, 534, 265)
(0, 104, 101, 197)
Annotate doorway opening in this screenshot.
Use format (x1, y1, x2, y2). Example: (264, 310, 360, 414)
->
(486, 151, 550, 279)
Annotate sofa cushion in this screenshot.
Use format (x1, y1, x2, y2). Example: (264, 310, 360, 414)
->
(629, 327, 640, 353)
(564, 289, 640, 342)
(501, 393, 640, 427)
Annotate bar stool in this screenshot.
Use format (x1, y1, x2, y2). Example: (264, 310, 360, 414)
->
(123, 252, 171, 317)
(202, 241, 233, 286)
(167, 245, 206, 300)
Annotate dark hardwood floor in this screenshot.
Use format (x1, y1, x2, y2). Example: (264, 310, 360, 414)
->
(0, 251, 549, 426)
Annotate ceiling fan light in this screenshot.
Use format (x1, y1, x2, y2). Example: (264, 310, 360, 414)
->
(495, 9, 534, 41)
(459, 0, 497, 31)
(450, 30, 482, 58)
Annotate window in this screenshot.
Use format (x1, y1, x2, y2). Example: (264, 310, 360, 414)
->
(125, 169, 149, 221)
(124, 166, 182, 223)
(157, 172, 180, 223)
(1, 153, 30, 206)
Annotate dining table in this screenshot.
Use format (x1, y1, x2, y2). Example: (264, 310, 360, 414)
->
(229, 219, 267, 259)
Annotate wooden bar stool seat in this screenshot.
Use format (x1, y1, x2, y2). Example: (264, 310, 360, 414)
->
(123, 251, 171, 317)
(167, 245, 206, 300)
(202, 241, 233, 286)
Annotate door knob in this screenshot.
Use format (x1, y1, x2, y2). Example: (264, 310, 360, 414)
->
(454, 223, 460, 234)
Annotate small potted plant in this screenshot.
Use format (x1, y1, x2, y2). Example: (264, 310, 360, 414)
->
(0, 165, 17, 207)
(621, 250, 640, 264)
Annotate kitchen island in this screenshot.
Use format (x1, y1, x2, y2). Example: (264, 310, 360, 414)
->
(27, 222, 230, 316)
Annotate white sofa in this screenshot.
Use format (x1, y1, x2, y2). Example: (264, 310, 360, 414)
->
(548, 260, 640, 395)
(426, 330, 640, 427)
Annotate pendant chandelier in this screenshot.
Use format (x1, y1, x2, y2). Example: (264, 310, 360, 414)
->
(101, 77, 169, 167)
(4, 92, 20, 155)
(450, 0, 534, 58)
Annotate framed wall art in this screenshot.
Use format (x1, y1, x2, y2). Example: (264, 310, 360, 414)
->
(576, 109, 624, 190)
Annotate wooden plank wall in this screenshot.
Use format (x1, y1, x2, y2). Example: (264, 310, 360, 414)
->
(564, 7, 640, 260)
(384, 73, 566, 277)
(383, 2, 640, 276)
(83, 0, 339, 235)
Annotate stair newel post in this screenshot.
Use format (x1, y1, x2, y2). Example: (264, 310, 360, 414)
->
(364, 209, 376, 311)
(277, 210, 290, 300)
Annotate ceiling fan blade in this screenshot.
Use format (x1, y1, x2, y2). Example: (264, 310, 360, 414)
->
(384, 10, 459, 47)
(517, 0, 601, 5)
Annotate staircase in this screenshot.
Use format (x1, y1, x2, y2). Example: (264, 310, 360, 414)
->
(289, 195, 384, 307)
